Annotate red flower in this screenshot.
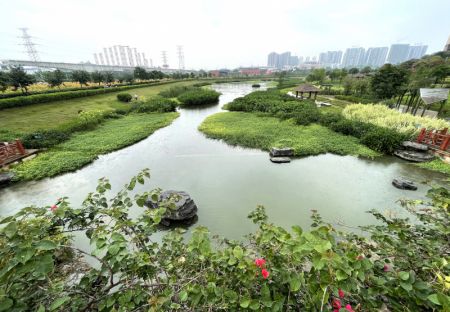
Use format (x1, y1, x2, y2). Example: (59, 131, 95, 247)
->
(345, 304, 355, 312)
(332, 298, 341, 309)
(383, 264, 390, 272)
(255, 258, 266, 268)
(338, 289, 345, 298)
(50, 205, 57, 212)
(356, 255, 364, 260)
(261, 269, 269, 279)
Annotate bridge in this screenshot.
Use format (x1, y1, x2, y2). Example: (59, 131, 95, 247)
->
(0, 59, 194, 74)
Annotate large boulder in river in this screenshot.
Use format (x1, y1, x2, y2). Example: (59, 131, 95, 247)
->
(0, 172, 14, 187)
(393, 150, 434, 162)
(401, 141, 428, 152)
(392, 177, 417, 191)
(270, 157, 291, 163)
(270, 147, 294, 157)
(145, 190, 198, 226)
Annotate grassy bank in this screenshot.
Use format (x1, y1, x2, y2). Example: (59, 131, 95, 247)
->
(0, 80, 197, 140)
(416, 159, 450, 176)
(199, 112, 378, 157)
(12, 113, 178, 181)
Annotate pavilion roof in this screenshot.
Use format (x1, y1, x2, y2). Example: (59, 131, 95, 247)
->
(294, 84, 321, 93)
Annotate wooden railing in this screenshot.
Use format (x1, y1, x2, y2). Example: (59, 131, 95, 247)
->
(0, 140, 26, 166)
(417, 128, 450, 151)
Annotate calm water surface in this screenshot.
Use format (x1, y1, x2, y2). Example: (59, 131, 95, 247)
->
(0, 82, 446, 241)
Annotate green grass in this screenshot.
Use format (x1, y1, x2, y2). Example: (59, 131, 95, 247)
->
(199, 112, 379, 158)
(12, 113, 179, 181)
(0, 81, 196, 138)
(416, 159, 450, 176)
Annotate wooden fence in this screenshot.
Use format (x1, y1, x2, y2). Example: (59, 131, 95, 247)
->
(417, 128, 450, 151)
(0, 140, 27, 166)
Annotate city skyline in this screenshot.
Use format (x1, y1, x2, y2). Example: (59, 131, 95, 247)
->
(0, 0, 449, 69)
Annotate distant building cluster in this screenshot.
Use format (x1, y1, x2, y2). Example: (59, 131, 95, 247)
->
(267, 43, 428, 69)
(93, 45, 152, 67)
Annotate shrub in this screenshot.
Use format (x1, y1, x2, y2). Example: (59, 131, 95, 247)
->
(1, 172, 448, 311)
(131, 97, 178, 113)
(252, 83, 261, 88)
(360, 127, 409, 154)
(22, 130, 70, 148)
(159, 85, 194, 98)
(192, 82, 211, 87)
(342, 104, 450, 134)
(177, 89, 220, 106)
(117, 92, 132, 102)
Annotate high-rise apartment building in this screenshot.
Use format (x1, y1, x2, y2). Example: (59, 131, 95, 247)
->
(267, 52, 279, 67)
(341, 47, 365, 68)
(267, 51, 300, 68)
(386, 44, 410, 64)
(407, 45, 428, 60)
(318, 51, 342, 67)
(445, 35, 450, 52)
(94, 45, 151, 67)
(365, 47, 388, 68)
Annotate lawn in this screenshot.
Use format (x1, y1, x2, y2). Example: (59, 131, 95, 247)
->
(0, 80, 197, 138)
(199, 112, 378, 158)
(12, 112, 179, 181)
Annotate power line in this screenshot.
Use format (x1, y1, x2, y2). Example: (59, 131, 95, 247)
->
(18, 28, 40, 64)
(161, 51, 168, 68)
(176, 45, 185, 70)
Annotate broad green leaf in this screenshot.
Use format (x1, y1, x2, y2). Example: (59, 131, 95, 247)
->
(400, 282, 413, 291)
(37, 304, 45, 312)
(3, 222, 17, 238)
(336, 270, 348, 281)
(50, 296, 70, 311)
(314, 240, 332, 253)
(427, 294, 441, 305)
(399, 271, 409, 281)
(290, 277, 301, 291)
(179, 291, 188, 302)
(37, 240, 57, 251)
(240, 297, 251, 308)
(233, 246, 244, 259)
(249, 300, 260, 310)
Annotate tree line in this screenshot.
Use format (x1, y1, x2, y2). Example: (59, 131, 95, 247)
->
(0, 66, 195, 94)
(304, 51, 450, 101)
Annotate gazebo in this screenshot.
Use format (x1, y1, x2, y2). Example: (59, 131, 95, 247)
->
(294, 84, 321, 100)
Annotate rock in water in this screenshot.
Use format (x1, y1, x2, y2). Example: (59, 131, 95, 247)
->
(270, 157, 291, 163)
(270, 147, 294, 157)
(0, 172, 14, 187)
(393, 150, 434, 162)
(401, 141, 428, 152)
(145, 190, 198, 226)
(392, 177, 417, 191)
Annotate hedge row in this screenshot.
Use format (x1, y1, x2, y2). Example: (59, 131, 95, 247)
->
(0, 80, 162, 99)
(0, 81, 178, 110)
(334, 95, 376, 104)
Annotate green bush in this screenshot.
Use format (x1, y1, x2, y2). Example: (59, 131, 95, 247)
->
(177, 89, 221, 106)
(1, 172, 448, 311)
(117, 92, 132, 102)
(22, 130, 70, 148)
(131, 97, 178, 113)
(361, 127, 409, 154)
(252, 83, 261, 88)
(159, 85, 194, 98)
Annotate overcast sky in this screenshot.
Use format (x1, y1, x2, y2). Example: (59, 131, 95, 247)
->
(1, 0, 449, 70)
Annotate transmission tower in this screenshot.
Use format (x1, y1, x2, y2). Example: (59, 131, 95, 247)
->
(161, 51, 168, 68)
(176, 45, 185, 70)
(18, 28, 40, 63)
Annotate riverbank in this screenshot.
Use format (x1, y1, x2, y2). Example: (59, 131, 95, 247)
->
(0, 80, 197, 141)
(11, 112, 179, 181)
(199, 112, 378, 158)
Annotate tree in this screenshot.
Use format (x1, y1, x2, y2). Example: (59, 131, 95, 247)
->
(104, 72, 114, 85)
(430, 64, 450, 84)
(134, 66, 148, 80)
(370, 64, 408, 99)
(339, 69, 348, 83)
(122, 72, 134, 84)
(342, 77, 355, 95)
(0, 71, 9, 92)
(306, 68, 326, 83)
(91, 71, 104, 85)
(360, 66, 372, 74)
(71, 70, 90, 87)
(329, 69, 341, 81)
(43, 70, 65, 89)
(349, 67, 359, 74)
(8, 66, 35, 94)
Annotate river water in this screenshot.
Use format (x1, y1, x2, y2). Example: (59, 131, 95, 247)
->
(0, 82, 446, 239)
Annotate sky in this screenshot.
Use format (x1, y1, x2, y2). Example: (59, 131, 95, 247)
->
(0, 0, 449, 70)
